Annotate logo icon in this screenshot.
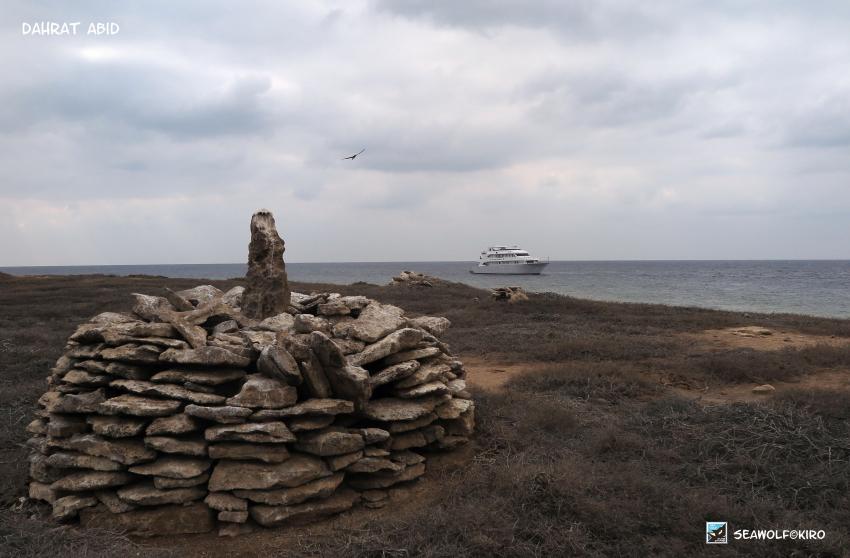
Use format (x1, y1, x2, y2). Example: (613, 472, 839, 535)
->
(706, 522, 728, 544)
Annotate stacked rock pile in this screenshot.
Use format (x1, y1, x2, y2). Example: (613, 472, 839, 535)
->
(389, 270, 444, 288)
(490, 286, 529, 303)
(25, 284, 474, 536)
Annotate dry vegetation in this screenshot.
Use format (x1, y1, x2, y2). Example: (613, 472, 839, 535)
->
(2, 273, 850, 557)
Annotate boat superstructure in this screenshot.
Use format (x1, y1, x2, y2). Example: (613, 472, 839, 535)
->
(470, 245, 549, 275)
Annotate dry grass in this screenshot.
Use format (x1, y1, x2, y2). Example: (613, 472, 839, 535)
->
(2, 274, 850, 556)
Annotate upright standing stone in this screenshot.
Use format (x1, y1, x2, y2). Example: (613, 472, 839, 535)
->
(242, 210, 291, 319)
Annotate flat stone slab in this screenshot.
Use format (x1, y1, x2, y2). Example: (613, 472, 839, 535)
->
(146, 413, 201, 436)
(151, 368, 246, 386)
(51, 471, 132, 492)
(347, 328, 424, 366)
(45, 451, 125, 472)
(87, 415, 147, 438)
(159, 346, 251, 368)
(208, 443, 290, 463)
(250, 488, 359, 527)
(144, 436, 208, 457)
(369, 360, 420, 387)
(45, 389, 106, 414)
(208, 454, 330, 491)
(332, 302, 406, 343)
(382, 347, 442, 366)
(347, 462, 426, 490)
(406, 316, 451, 337)
(99, 394, 183, 417)
(235, 473, 344, 506)
(226, 374, 297, 409)
(251, 398, 354, 420)
(80, 502, 214, 536)
(294, 430, 365, 457)
(205, 422, 295, 443)
(129, 456, 211, 479)
(50, 433, 156, 465)
(185, 404, 252, 424)
(117, 482, 206, 506)
(362, 397, 440, 422)
(205, 492, 248, 511)
(52, 494, 98, 520)
(153, 473, 209, 489)
(110, 379, 225, 405)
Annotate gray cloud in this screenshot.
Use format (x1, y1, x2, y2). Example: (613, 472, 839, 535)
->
(0, 0, 849, 265)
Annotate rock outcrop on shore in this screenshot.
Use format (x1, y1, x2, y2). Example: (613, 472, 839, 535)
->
(25, 211, 474, 537)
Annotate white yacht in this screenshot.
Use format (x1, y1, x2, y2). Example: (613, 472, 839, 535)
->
(470, 245, 549, 275)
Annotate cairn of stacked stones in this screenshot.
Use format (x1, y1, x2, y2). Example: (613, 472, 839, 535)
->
(389, 270, 444, 288)
(490, 286, 528, 303)
(25, 211, 474, 537)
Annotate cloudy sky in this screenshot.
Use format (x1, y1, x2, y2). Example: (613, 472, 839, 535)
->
(2, 1, 849, 265)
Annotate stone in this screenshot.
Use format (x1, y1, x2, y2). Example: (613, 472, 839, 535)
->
(382, 347, 442, 366)
(258, 312, 296, 333)
(333, 338, 367, 355)
(326, 450, 363, 471)
(257, 346, 302, 386)
(208, 454, 330, 491)
(62, 369, 111, 387)
(29, 453, 62, 484)
(390, 425, 445, 450)
(26, 418, 46, 436)
(310, 331, 347, 369)
(294, 430, 365, 456)
(99, 394, 183, 417)
(437, 435, 470, 449)
(299, 354, 333, 399)
(110, 379, 226, 405)
(50, 434, 156, 465)
(219, 510, 249, 523)
(347, 462, 426, 490)
(361, 489, 389, 503)
(395, 362, 452, 389)
(205, 492, 248, 511)
(444, 408, 475, 437)
(118, 482, 206, 506)
(222, 286, 245, 308)
(364, 447, 390, 457)
(287, 415, 335, 432)
(226, 374, 298, 409)
(318, 296, 370, 316)
(184, 404, 253, 423)
(346, 457, 404, 474)
(396, 381, 449, 399)
(241, 330, 278, 350)
(213, 319, 239, 335)
(144, 436, 208, 457)
(208, 443, 290, 463)
(205, 421, 296, 443)
(95, 490, 137, 513)
(436, 398, 473, 420)
(752, 384, 776, 394)
(151, 368, 246, 386)
(45, 451, 125, 471)
(46, 389, 106, 414)
(294, 314, 331, 334)
(100, 343, 162, 363)
(160, 346, 251, 368)
(29, 481, 57, 504)
(333, 303, 406, 343)
(132, 293, 174, 321)
(369, 360, 420, 387)
(251, 398, 354, 419)
(386, 412, 438, 433)
(105, 362, 152, 380)
(65, 343, 104, 359)
(358, 427, 391, 444)
(235, 473, 344, 506)
(348, 328, 424, 366)
(176, 285, 224, 306)
(52, 494, 98, 520)
(129, 456, 212, 479)
(51, 471, 131, 492)
(407, 316, 451, 337)
(242, 210, 291, 319)
(46, 414, 88, 437)
(80, 502, 214, 536)
(153, 473, 209, 489)
(146, 414, 201, 436)
(88, 415, 147, 438)
(219, 522, 254, 537)
(164, 287, 195, 311)
(363, 397, 440, 422)
(250, 488, 359, 527)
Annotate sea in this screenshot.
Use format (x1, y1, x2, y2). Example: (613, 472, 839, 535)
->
(2, 261, 849, 319)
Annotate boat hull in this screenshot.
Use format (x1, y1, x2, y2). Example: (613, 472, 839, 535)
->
(470, 262, 548, 275)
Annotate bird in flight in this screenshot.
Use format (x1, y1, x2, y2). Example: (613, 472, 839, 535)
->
(342, 148, 365, 160)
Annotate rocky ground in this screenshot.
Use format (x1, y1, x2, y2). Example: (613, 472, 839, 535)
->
(2, 273, 850, 556)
